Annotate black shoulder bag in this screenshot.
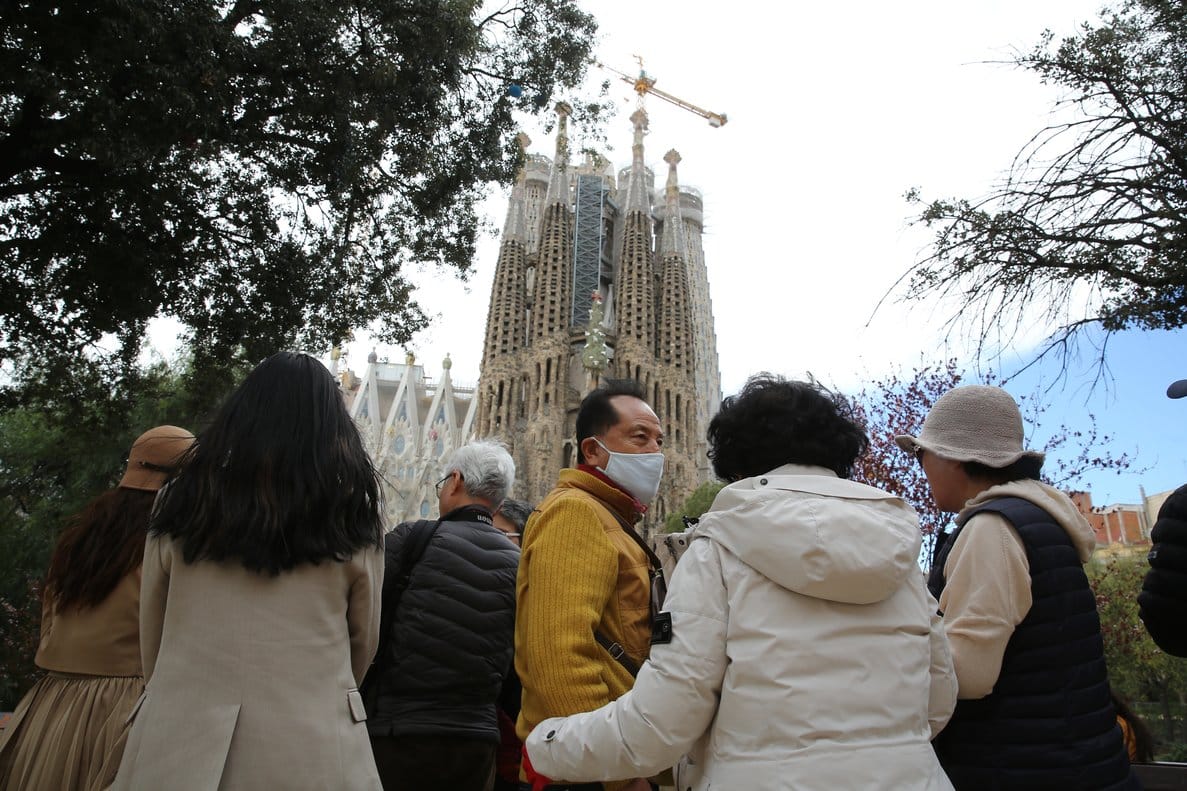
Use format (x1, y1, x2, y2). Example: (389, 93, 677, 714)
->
(360, 518, 442, 707)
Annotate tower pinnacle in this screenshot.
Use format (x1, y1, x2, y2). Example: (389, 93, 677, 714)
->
(502, 133, 531, 241)
(623, 109, 651, 213)
(544, 102, 571, 206)
(660, 149, 686, 256)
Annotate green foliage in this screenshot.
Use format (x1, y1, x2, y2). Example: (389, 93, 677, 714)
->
(0, 0, 605, 386)
(1089, 553, 1187, 755)
(903, 0, 1187, 367)
(0, 355, 246, 708)
(664, 481, 724, 533)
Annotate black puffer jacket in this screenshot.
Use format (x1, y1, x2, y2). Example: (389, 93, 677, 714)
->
(367, 505, 520, 742)
(1140, 484, 1187, 657)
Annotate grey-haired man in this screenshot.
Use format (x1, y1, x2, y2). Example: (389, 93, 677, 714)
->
(366, 440, 520, 791)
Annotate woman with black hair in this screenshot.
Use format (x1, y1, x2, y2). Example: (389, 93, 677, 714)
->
(110, 352, 385, 791)
(523, 375, 956, 790)
(0, 425, 194, 791)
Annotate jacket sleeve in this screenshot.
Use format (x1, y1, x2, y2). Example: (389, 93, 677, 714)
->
(525, 537, 729, 782)
(139, 533, 172, 684)
(348, 542, 385, 685)
(925, 587, 957, 738)
(938, 512, 1031, 699)
(1139, 485, 1187, 657)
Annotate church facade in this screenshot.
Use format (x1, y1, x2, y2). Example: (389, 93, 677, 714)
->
(341, 349, 478, 525)
(474, 104, 722, 533)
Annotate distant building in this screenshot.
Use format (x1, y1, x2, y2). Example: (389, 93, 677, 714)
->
(473, 104, 722, 535)
(339, 348, 477, 525)
(1068, 489, 1162, 548)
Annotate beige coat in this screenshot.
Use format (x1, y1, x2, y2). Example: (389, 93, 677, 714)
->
(111, 533, 384, 791)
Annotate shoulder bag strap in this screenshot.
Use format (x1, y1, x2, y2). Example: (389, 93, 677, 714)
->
(362, 518, 442, 702)
(594, 508, 671, 677)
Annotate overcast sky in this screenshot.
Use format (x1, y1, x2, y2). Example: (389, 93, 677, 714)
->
(293, 1, 1187, 504)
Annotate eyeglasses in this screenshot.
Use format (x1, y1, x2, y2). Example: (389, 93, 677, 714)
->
(434, 472, 453, 496)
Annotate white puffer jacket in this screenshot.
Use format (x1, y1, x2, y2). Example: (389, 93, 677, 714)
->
(526, 465, 956, 790)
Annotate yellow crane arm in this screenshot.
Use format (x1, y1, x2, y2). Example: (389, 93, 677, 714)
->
(595, 60, 728, 128)
(643, 83, 728, 128)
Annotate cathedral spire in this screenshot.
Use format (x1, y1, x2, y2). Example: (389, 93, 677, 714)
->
(613, 109, 657, 376)
(544, 102, 571, 207)
(482, 136, 531, 368)
(502, 133, 531, 242)
(656, 148, 694, 373)
(659, 149, 686, 257)
(622, 109, 650, 213)
(530, 102, 574, 340)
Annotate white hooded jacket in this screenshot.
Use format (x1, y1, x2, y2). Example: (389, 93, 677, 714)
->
(526, 465, 957, 790)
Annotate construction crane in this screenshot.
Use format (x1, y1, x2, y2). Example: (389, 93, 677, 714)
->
(596, 57, 728, 128)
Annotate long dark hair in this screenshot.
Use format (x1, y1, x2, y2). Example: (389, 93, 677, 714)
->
(151, 351, 384, 574)
(45, 487, 156, 611)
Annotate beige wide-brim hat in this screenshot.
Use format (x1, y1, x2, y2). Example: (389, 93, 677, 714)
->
(894, 384, 1045, 468)
(118, 425, 196, 491)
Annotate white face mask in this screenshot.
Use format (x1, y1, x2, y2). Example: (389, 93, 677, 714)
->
(595, 439, 665, 505)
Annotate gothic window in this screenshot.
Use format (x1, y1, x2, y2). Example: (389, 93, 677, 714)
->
(420, 500, 431, 518)
(391, 435, 406, 455)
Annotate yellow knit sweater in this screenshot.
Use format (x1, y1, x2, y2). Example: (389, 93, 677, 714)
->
(515, 468, 653, 790)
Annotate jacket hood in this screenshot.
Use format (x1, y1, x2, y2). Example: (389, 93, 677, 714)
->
(957, 478, 1096, 562)
(695, 465, 923, 605)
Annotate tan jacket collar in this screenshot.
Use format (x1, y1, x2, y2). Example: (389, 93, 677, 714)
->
(559, 467, 643, 523)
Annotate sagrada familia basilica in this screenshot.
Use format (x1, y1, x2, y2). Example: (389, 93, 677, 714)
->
(341, 103, 721, 535)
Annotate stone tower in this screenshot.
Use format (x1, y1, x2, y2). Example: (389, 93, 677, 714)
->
(475, 104, 721, 534)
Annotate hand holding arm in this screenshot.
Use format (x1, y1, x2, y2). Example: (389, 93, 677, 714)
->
(525, 538, 729, 782)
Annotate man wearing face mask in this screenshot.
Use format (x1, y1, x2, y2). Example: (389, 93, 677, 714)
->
(514, 379, 665, 791)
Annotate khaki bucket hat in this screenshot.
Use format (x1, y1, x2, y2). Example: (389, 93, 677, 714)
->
(118, 425, 195, 491)
(894, 385, 1044, 468)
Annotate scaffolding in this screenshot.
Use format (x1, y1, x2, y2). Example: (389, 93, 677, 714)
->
(571, 174, 606, 327)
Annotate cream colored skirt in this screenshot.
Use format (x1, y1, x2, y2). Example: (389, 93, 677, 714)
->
(0, 671, 142, 791)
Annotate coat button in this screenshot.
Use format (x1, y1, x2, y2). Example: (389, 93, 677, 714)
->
(759, 478, 768, 485)
(545, 729, 556, 740)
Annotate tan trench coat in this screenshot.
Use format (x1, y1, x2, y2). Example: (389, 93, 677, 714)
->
(111, 533, 384, 791)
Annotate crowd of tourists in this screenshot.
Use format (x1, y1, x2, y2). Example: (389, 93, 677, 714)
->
(0, 349, 1183, 790)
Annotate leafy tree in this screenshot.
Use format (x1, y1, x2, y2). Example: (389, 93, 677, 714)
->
(0, 356, 245, 708)
(901, 0, 1187, 369)
(0, 0, 604, 385)
(663, 481, 724, 534)
(849, 360, 1132, 568)
(1089, 553, 1187, 756)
